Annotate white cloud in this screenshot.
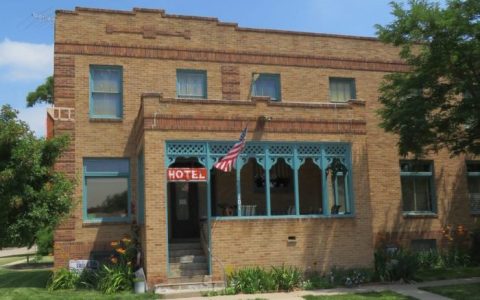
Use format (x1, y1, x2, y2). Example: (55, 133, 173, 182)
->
(0, 38, 53, 81)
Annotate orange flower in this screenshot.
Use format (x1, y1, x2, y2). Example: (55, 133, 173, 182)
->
(110, 241, 119, 247)
(116, 248, 126, 255)
(111, 257, 118, 264)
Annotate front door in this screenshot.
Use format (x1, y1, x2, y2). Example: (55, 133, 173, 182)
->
(169, 182, 199, 239)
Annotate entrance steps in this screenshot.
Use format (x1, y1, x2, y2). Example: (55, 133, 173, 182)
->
(156, 240, 223, 297)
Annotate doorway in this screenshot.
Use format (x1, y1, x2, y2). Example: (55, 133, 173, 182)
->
(169, 181, 200, 240)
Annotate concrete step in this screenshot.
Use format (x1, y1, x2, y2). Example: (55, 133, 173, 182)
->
(166, 275, 213, 284)
(169, 268, 209, 277)
(169, 248, 204, 257)
(169, 255, 207, 264)
(170, 262, 208, 271)
(169, 243, 202, 250)
(155, 280, 225, 299)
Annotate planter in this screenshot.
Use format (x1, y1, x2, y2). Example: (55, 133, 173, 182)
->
(134, 280, 146, 294)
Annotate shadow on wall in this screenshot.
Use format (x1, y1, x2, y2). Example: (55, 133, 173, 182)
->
(375, 153, 478, 251)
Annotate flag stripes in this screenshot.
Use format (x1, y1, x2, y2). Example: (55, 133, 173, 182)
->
(213, 127, 247, 172)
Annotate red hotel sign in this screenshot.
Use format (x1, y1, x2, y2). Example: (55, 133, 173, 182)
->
(167, 168, 207, 182)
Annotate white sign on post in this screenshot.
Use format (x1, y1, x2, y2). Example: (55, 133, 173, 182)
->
(68, 259, 99, 272)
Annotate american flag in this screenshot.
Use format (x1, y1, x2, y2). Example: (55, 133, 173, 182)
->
(214, 127, 248, 172)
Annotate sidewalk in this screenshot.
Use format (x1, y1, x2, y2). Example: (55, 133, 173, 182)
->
(182, 277, 480, 300)
(0, 246, 37, 258)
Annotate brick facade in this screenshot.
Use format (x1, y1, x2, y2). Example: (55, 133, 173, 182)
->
(52, 7, 479, 286)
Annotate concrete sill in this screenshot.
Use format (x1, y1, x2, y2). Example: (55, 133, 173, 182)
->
(402, 212, 438, 219)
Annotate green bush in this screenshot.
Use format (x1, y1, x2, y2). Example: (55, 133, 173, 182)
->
(328, 267, 373, 287)
(374, 249, 418, 282)
(227, 266, 275, 294)
(416, 249, 472, 270)
(97, 263, 134, 294)
(270, 265, 302, 291)
(36, 227, 54, 256)
(302, 272, 334, 290)
(47, 268, 80, 291)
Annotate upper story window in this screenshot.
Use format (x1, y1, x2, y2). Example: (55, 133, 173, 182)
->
(400, 160, 435, 214)
(90, 66, 123, 119)
(83, 158, 130, 222)
(176, 69, 207, 99)
(251, 73, 281, 101)
(329, 77, 356, 102)
(466, 161, 480, 213)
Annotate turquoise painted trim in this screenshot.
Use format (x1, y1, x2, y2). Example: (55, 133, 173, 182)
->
(402, 212, 438, 217)
(346, 146, 354, 214)
(163, 142, 170, 277)
(251, 73, 281, 101)
(236, 159, 242, 217)
(321, 148, 330, 216)
(400, 172, 432, 176)
(176, 69, 207, 99)
(400, 161, 436, 214)
(89, 65, 123, 119)
(265, 146, 271, 216)
(467, 172, 480, 176)
(206, 143, 212, 275)
(82, 158, 131, 223)
(293, 147, 300, 216)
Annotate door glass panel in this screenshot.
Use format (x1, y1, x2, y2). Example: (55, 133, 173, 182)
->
(175, 182, 190, 220)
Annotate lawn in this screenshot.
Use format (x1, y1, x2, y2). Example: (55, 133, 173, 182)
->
(0, 255, 53, 267)
(0, 268, 158, 300)
(302, 291, 416, 300)
(421, 283, 480, 300)
(415, 266, 480, 281)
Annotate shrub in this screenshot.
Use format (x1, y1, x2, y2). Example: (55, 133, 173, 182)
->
(76, 269, 98, 289)
(374, 249, 418, 282)
(270, 265, 302, 291)
(227, 266, 275, 294)
(328, 267, 372, 287)
(302, 272, 334, 290)
(471, 226, 480, 264)
(36, 227, 54, 257)
(97, 263, 134, 294)
(47, 268, 80, 291)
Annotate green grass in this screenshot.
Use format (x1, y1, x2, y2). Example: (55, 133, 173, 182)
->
(0, 255, 53, 267)
(415, 266, 480, 281)
(422, 283, 480, 300)
(0, 268, 158, 299)
(302, 291, 416, 300)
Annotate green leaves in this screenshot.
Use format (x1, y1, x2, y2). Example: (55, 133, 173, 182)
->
(26, 76, 53, 107)
(376, 0, 480, 156)
(0, 105, 74, 248)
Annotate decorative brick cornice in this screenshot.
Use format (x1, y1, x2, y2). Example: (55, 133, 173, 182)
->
(144, 114, 366, 135)
(106, 24, 191, 40)
(55, 42, 408, 73)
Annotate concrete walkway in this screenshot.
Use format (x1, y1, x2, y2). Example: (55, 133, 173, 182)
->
(181, 277, 480, 300)
(0, 246, 37, 258)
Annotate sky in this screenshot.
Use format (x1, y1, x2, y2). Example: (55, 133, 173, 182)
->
(0, 0, 397, 137)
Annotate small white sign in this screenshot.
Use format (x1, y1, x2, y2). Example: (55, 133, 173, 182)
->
(69, 259, 99, 272)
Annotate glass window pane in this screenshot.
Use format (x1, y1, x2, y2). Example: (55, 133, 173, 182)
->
(467, 162, 480, 172)
(401, 176, 415, 211)
(84, 158, 129, 174)
(92, 93, 121, 117)
(299, 158, 323, 215)
(468, 176, 480, 211)
(252, 74, 280, 100)
(92, 68, 121, 93)
(415, 177, 432, 211)
(330, 78, 354, 102)
(177, 71, 206, 98)
(86, 177, 128, 219)
(240, 158, 266, 216)
(211, 167, 237, 216)
(175, 182, 190, 221)
(269, 158, 294, 215)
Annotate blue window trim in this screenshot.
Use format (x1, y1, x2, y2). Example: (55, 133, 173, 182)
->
(400, 160, 437, 214)
(329, 77, 356, 102)
(89, 65, 123, 120)
(83, 158, 131, 223)
(176, 69, 208, 99)
(466, 161, 480, 213)
(251, 73, 281, 101)
(137, 151, 145, 225)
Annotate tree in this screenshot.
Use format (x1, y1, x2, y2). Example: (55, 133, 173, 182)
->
(0, 105, 73, 248)
(26, 76, 53, 107)
(376, 0, 480, 156)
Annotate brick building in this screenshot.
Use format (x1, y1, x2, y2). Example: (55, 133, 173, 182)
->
(49, 7, 479, 287)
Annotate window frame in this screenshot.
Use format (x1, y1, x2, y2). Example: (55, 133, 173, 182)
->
(176, 69, 208, 99)
(251, 73, 281, 101)
(400, 160, 437, 215)
(89, 65, 123, 120)
(137, 151, 145, 224)
(466, 160, 480, 214)
(329, 77, 356, 103)
(83, 158, 131, 223)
